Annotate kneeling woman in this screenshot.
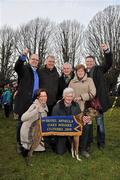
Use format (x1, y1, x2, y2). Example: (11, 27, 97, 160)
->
(20, 89, 48, 158)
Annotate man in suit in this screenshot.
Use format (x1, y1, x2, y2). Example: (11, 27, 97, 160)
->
(14, 48, 40, 153)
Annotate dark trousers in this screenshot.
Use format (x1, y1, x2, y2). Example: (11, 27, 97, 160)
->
(55, 136, 67, 155)
(16, 116, 22, 145)
(4, 104, 10, 118)
(48, 104, 55, 116)
(80, 124, 91, 152)
(21, 146, 29, 157)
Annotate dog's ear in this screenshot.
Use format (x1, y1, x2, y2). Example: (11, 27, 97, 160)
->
(84, 108, 89, 115)
(84, 107, 93, 115)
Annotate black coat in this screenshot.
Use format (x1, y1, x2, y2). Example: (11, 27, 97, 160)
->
(52, 99, 81, 155)
(57, 72, 74, 100)
(14, 58, 40, 116)
(52, 99, 81, 116)
(39, 66, 59, 106)
(88, 52, 113, 112)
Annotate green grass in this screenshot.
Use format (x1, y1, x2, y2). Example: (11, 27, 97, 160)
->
(0, 108, 120, 180)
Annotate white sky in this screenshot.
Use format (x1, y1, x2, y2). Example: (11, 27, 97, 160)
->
(0, 0, 120, 29)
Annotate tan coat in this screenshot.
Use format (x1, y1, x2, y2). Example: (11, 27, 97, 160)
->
(69, 74, 96, 111)
(20, 99, 48, 151)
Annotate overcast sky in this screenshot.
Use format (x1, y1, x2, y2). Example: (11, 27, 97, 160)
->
(0, 0, 120, 29)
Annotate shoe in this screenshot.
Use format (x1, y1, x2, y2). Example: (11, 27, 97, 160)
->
(81, 151, 90, 158)
(98, 144, 105, 150)
(86, 146, 91, 152)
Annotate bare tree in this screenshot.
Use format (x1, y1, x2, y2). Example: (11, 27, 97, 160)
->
(0, 26, 16, 85)
(85, 5, 120, 91)
(52, 20, 84, 69)
(15, 18, 53, 65)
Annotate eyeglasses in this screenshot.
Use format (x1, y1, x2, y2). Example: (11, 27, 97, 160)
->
(39, 95, 47, 97)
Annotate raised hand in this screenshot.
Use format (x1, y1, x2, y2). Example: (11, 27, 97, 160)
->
(100, 43, 109, 52)
(22, 48, 29, 56)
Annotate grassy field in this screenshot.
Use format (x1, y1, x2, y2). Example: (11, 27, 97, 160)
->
(0, 108, 120, 180)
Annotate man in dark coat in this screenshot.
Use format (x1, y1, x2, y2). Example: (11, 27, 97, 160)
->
(57, 62, 74, 100)
(39, 55, 59, 115)
(52, 87, 81, 155)
(85, 43, 113, 149)
(14, 48, 40, 153)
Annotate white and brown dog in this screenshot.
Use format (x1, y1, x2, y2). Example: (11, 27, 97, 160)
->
(71, 107, 99, 161)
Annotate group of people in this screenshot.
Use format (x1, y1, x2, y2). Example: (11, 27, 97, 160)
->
(14, 44, 112, 159)
(0, 83, 16, 118)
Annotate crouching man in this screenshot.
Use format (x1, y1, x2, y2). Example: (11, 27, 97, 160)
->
(52, 87, 80, 155)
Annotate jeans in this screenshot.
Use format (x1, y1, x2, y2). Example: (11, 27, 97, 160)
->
(96, 113, 105, 147)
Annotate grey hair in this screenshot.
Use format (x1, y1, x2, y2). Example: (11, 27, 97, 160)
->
(44, 55, 55, 65)
(63, 87, 75, 98)
(62, 62, 72, 70)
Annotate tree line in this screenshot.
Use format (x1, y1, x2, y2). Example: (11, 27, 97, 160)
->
(0, 5, 120, 92)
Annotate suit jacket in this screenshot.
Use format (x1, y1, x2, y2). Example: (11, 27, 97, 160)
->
(14, 57, 40, 116)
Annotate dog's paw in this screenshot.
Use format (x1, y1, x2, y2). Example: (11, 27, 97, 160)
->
(72, 154, 75, 158)
(71, 149, 75, 158)
(72, 152, 75, 158)
(76, 155, 82, 161)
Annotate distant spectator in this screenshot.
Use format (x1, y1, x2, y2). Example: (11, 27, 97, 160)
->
(0, 88, 3, 108)
(2, 84, 12, 118)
